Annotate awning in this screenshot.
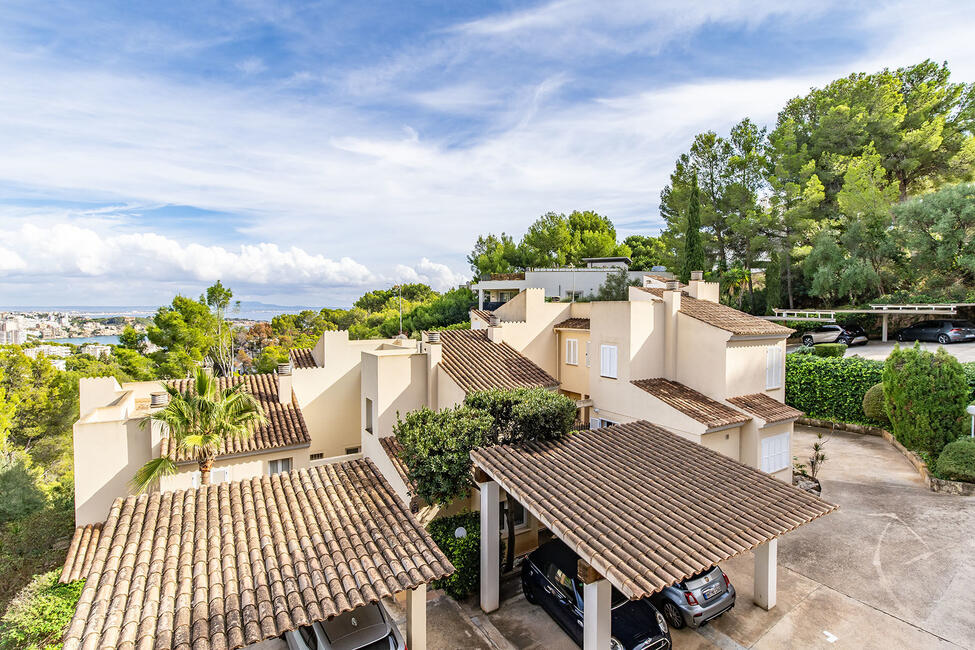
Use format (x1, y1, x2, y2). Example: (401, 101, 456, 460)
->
(471, 420, 835, 599)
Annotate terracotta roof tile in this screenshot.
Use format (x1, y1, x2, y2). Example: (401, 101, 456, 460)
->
(471, 420, 837, 599)
(438, 330, 558, 393)
(632, 378, 750, 429)
(470, 309, 493, 323)
(289, 348, 317, 369)
(554, 318, 590, 330)
(162, 374, 310, 462)
(60, 459, 453, 650)
(728, 393, 803, 424)
(635, 288, 793, 337)
(379, 436, 414, 493)
(60, 523, 103, 583)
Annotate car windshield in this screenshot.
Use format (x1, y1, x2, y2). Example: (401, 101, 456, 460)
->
(322, 604, 390, 650)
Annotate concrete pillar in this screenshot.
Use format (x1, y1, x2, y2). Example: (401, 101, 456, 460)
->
(478, 288, 484, 310)
(425, 336, 442, 409)
(479, 479, 500, 613)
(882, 313, 888, 342)
(663, 284, 681, 379)
(754, 539, 777, 610)
(583, 579, 611, 649)
(406, 584, 426, 650)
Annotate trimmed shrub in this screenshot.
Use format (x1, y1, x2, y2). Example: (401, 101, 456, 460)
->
(935, 437, 975, 483)
(960, 362, 975, 400)
(883, 344, 969, 457)
(812, 343, 847, 358)
(861, 383, 889, 425)
(786, 353, 884, 424)
(426, 512, 481, 600)
(0, 570, 84, 650)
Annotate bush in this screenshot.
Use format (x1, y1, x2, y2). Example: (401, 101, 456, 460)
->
(935, 437, 975, 483)
(786, 354, 884, 424)
(883, 344, 969, 457)
(960, 362, 975, 400)
(812, 343, 847, 358)
(861, 383, 889, 425)
(426, 512, 481, 600)
(0, 570, 84, 650)
(465, 388, 576, 443)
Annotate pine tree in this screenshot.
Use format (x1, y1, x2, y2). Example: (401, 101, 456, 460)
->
(765, 250, 781, 314)
(681, 174, 706, 283)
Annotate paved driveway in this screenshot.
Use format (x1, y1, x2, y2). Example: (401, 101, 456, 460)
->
(789, 339, 975, 362)
(478, 426, 975, 649)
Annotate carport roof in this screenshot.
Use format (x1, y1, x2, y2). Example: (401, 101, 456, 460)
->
(471, 420, 836, 600)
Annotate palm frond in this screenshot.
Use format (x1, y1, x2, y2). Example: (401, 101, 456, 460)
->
(131, 456, 177, 493)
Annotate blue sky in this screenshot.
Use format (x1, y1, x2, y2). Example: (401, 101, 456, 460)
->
(0, 0, 973, 306)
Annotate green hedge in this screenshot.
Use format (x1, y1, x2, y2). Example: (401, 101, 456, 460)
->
(426, 512, 481, 599)
(812, 343, 847, 358)
(785, 354, 884, 425)
(0, 570, 83, 650)
(936, 437, 975, 482)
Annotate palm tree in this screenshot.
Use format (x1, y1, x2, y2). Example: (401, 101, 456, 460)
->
(133, 368, 267, 492)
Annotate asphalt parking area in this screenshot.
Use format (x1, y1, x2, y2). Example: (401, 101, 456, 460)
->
(789, 339, 975, 362)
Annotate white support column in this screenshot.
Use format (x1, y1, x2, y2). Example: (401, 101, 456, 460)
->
(478, 288, 484, 310)
(479, 479, 500, 613)
(754, 539, 778, 610)
(406, 584, 426, 650)
(882, 313, 889, 342)
(583, 579, 611, 650)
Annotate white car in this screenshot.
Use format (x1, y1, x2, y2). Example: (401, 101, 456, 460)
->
(284, 601, 405, 650)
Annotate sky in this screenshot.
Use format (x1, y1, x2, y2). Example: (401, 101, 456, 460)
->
(0, 1, 973, 307)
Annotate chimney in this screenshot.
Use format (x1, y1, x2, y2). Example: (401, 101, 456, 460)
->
(487, 314, 503, 344)
(425, 332, 442, 408)
(277, 362, 293, 404)
(149, 391, 168, 409)
(686, 271, 719, 302)
(148, 390, 170, 449)
(690, 271, 703, 281)
(663, 282, 681, 379)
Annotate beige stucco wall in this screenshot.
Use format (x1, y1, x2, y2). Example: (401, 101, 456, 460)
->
(557, 329, 591, 396)
(701, 426, 741, 459)
(74, 416, 152, 526)
(159, 446, 311, 492)
(361, 349, 428, 441)
(726, 338, 787, 401)
(739, 419, 794, 481)
(437, 369, 467, 410)
(675, 314, 730, 398)
(493, 289, 572, 377)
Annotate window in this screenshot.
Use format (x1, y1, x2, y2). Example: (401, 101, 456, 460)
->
(589, 417, 617, 429)
(364, 397, 374, 434)
(761, 433, 790, 473)
(191, 467, 230, 488)
(585, 341, 591, 368)
(268, 458, 292, 476)
(344, 446, 361, 455)
(600, 345, 618, 378)
(310, 452, 324, 461)
(766, 345, 783, 390)
(565, 338, 579, 365)
(499, 501, 528, 530)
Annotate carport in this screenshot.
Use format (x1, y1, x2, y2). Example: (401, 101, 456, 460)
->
(471, 420, 836, 649)
(767, 304, 975, 341)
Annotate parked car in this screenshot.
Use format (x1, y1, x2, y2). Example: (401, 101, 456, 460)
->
(648, 565, 736, 630)
(522, 540, 671, 649)
(894, 320, 975, 344)
(284, 601, 405, 650)
(801, 323, 868, 347)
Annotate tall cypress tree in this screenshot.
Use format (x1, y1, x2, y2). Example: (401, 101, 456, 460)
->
(765, 249, 781, 314)
(681, 174, 705, 283)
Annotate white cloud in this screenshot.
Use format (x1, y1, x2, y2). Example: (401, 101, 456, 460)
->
(392, 258, 468, 290)
(236, 57, 267, 75)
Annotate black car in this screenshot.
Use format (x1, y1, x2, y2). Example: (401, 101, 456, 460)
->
(522, 540, 671, 650)
(894, 320, 975, 344)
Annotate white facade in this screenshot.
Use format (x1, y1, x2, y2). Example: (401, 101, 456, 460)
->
(472, 267, 673, 308)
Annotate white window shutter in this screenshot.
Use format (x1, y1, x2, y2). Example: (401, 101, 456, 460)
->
(761, 433, 790, 473)
(590, 417, 601, 429)
(585, 341, 591, 367)
(766, 346, 783, 389)
(600, 345, 618, 378)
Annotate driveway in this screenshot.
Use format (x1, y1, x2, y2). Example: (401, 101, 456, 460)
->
(474, 426, 975, 649)
(789, 339, 975, 362)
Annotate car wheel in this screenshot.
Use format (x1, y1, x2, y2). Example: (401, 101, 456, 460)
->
(802, 335, 814, 346)
(661, 600, 685, 630)
(522, 580, 538, 604)
(897, 333, 905, 342)
(938, 334, 950, 344)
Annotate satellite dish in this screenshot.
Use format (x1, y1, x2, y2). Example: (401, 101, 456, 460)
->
(454, 526, 467, 539)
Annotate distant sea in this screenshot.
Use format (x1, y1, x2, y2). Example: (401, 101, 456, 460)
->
(47, 334, 120, 345)
(5, 302, 313, 322)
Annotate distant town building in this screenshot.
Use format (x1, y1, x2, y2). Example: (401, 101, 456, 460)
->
(80, 344, 112, 358)
(24, 345, 73, 359)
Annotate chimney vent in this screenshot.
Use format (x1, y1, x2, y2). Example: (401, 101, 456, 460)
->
(277, 362, 293, 376)
(150, 392, 168, 408)
(427, 331, 441, 344)
(665, 281, 681, 291)
(489, 314, 500, 327)
(690, 271, 703, 281)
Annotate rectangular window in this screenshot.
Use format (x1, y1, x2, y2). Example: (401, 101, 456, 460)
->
(585, 341, 591, 368)
(565, 338, 579, 365)
(365, 397, 374, 434)
(600, 345, 618, 378)
(589, 417, 617, 429)
(268, 458, 292, 476)
(310, 452, 324, 461)
(345, 446, 361, 455)
(500, 500, 528, 530)
(766, 345, 784, 389)
(761, 433, 790, 473)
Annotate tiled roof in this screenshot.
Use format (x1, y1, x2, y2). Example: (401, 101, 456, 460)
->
(635, 288, 793, 337)
(728, 393, 803, 424)
(470, 309, 493, 323)
(60, 459, 453, 650)
(60, 523, 102, 583)
(379, 436, 414, 493)
(554, 318, 590, 330)
(646, 275, 684, 286)
(289, 348, 317, 369)
(632, 378, 750, 429)
(471, 420, 837, 599)
(162, 374, 310, 463)
(438, 330, 558, 393)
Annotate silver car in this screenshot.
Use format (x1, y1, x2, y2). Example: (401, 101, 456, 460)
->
(650, 565, 735, 629)
(284, 601, 405, 650)
(801, 324, 868, 347)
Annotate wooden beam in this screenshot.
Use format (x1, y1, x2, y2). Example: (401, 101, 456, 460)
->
(577, 559, 603, 584)
(473, 467, 492, 484)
